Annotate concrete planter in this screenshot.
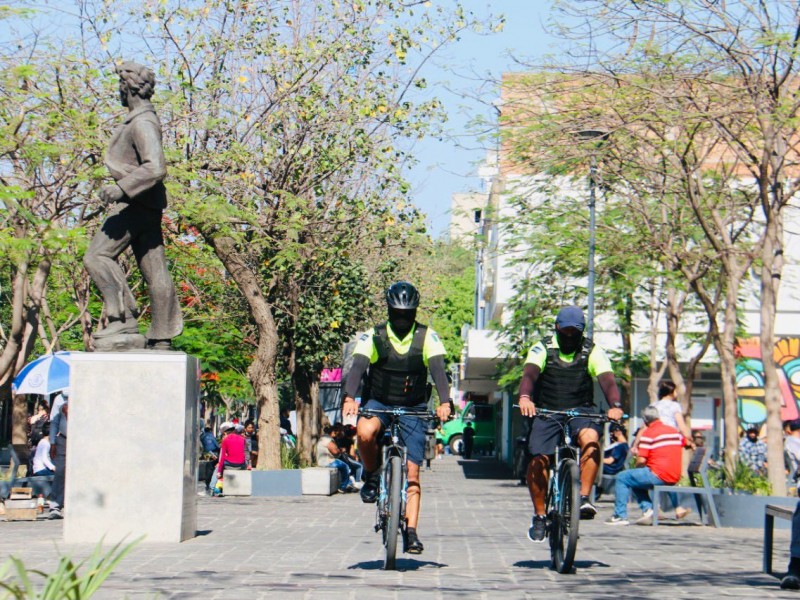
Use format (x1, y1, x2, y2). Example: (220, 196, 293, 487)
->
(250, 469, 302, 497)
(715, 492, 796, 529)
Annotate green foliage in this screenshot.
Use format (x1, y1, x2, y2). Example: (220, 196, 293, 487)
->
(280, 442, 304, 470)
(0, 537, 141, 599)
(412, 242, 475, 364)
(708, 461, 773, 496)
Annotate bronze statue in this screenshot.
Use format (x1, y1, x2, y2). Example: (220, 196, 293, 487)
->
(84, 62, 182, 351)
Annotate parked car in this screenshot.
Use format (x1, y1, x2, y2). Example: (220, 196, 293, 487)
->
(439, 401, 497, 455)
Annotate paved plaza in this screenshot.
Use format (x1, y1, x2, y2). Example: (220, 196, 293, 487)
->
(0, 456, 797, 599)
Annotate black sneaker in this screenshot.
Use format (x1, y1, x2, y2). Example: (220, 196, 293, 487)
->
(783, 559, 800, 590)
(405, 528, 424, 554)
(360, 472, 380, 503)
(580, 496, 597, 520)
(527, 515, 547, 543)
(782, 574, 800, 590)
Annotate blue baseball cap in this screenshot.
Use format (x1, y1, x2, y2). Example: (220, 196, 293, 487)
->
(555, 306, 585, 332)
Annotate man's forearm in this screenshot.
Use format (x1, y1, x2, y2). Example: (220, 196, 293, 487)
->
(518, 364, 540, 399)
(598, 372, 621, 408)
(343, 354, 370, 399)
(428, 355, 451, 405)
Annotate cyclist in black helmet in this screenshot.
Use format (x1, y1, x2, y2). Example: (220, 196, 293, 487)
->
(342, 281, 453, 555)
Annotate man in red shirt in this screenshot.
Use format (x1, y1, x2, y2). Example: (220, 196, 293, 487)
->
(606, 405, 683, 526)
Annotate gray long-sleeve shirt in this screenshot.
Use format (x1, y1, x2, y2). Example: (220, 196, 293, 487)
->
(49, 405, 67, 443)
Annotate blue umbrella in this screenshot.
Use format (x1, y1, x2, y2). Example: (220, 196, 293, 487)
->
(12, 351, 74, 395)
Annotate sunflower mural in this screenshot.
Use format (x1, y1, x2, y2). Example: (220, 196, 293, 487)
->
(735, 337, 800, 427)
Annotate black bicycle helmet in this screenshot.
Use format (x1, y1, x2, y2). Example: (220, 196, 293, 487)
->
(386, 281, 420, 309)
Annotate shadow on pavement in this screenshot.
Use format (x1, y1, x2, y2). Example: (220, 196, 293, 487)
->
(514, 559, 610, 571)
(459, 458, 514, 480)
(348, 559, 448, 571)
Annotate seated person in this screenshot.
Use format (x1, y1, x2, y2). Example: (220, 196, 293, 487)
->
(338, 424, 364, 483)
(200, 423, 220, 459)
(208, 422, 247, 494)
(785, 419, 800, 480)
(434, 424, 445, 459)
(316, 425, 358, 493)
(605, 405, 683, 526)
(32, 423, 56, 476)
(603, 424, 629, 476)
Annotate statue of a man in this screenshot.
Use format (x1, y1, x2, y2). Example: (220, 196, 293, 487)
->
(84, 62, 183, 351)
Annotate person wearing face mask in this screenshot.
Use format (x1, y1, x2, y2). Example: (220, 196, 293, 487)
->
(342, 281, 453, 555)
(517, 305, 624, 543)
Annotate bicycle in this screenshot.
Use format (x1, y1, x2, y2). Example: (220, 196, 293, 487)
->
(358, 406, 436, 570)
(520, 407, 623, 574)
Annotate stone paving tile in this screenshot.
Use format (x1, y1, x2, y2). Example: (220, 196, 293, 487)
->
(1, 455, 798, 598)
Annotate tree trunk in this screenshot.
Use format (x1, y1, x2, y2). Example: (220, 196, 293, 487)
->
(0, 257, 51, 444)
(760, 212, 785, 495)
(0, 266, 29, 385)
(250, 344, 281, 470)
(719, 293, 741, 475)
(665, 288, 687, 402)
(208, 234, 282, 470)
(309, 374, 321, 462)
(294, 369, 314, 465)
(646, 281, 667, 404)
(294, 368, 322, 466)
(614, 290, 633, 414)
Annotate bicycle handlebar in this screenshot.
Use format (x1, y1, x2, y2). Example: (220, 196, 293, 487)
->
(513, 405, 628, 421)
(358, 407, 437, 419)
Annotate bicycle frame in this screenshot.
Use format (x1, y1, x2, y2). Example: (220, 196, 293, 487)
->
(359, 406, 435, 570)
(547, 420, 580, 514)
(377, 415, 409, 518)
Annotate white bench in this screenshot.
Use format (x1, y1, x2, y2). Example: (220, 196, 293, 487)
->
(302, 468, 339, 496)
(224, 470, 252, 496)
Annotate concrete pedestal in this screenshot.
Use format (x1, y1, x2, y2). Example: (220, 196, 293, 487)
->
(64, 352, 200, 543)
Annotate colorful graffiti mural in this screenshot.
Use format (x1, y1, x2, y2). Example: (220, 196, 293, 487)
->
(736, 337, 800, 426)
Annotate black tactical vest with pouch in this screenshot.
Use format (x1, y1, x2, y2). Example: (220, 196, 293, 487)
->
(366, 322, 428, 406)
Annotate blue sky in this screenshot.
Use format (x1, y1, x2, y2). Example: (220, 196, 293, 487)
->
(408, 2, 559, 237)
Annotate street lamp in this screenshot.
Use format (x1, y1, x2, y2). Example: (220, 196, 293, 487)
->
(576, 129, 609, 339)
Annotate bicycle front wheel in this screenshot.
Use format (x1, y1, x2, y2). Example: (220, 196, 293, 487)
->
(383, 454, 403, 570)
(550, 458, 580, 574)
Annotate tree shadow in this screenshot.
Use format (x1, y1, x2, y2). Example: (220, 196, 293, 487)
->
(348, 559, 448, 571)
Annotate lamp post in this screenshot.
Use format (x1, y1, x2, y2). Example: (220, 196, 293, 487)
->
(576, 129, 608, 339)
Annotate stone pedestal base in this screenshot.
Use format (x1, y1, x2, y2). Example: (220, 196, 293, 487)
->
(64, 352, 200, 543)
(92, 333, 147, 351)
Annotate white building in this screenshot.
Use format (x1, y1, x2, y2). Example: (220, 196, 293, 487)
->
(456, 138, 800, 468)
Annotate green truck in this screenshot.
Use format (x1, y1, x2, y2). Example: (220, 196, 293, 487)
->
(437, 401, 497, 455)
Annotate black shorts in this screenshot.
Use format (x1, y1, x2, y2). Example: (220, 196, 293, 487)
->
(527, 410, 602, 457)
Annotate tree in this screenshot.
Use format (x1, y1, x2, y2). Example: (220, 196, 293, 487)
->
(74, 0, 498, 469)
(551, 0, 800, 496)
(0, 23, 113, 443)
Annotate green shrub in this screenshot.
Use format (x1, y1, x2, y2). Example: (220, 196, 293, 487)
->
(0, 537, 141, 600)
(280, 443, 301, 470)
(708, 460, 772, 496)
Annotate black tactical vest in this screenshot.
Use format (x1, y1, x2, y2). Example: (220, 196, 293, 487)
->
(533, 336, 595, 410)
(366, 322, 428, 406)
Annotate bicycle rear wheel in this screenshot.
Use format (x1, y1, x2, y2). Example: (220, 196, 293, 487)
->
(383, 454, 403, 570)
(550, 458, 580, 574)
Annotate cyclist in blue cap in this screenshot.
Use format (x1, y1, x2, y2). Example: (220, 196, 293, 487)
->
(518, 305, 623, 542)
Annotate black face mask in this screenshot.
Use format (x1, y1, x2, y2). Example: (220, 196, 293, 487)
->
(556, 331, 583, 355)
(389, 308, 416, 338)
